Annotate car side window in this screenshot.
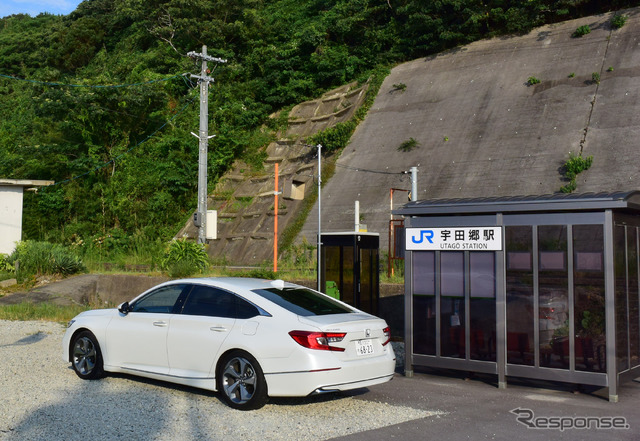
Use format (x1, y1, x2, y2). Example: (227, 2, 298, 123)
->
(235, 297, 260, 319)
(131, 285, 186, 314)
(182, 285, 259, 319)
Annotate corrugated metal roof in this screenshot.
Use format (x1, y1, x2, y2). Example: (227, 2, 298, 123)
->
(394, 191, 640, 216)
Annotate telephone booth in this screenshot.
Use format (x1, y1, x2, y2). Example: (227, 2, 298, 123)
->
(319, 232, 380, 315)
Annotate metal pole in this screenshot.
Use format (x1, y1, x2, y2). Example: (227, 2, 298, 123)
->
(355, 200, 359, 232)
(317, 144, 322, 292)
(410, 166, 418, 201)
(390, 188, 393, 220)
(274, 163, 279, 273)
(196, 45, 209, 244)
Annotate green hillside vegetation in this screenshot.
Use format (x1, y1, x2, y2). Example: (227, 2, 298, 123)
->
(0, 0, 635, 260)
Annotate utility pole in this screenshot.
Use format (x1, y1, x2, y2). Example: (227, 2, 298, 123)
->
(317, 144, 322, 292)
(188, 46, 226, 244)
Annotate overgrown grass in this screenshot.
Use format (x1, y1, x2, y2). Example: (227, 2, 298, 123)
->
(381, 272, 405, 285)
(527, 76, 541, 85)
(161, 239, 210, 277)
(9, 241, 86, 282)
(611, 14, 627, 29)
(0, 302, 92, 323)
(398, 138, 420, 152)
(572, 25, 591, 37)
(560, 153, 593, 193)
(79, 237, 166, 272)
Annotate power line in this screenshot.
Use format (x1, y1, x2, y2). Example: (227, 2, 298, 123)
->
(44, 95, 198, 189)
(335, 163, 408, 175)
(0, 72, 191, 89)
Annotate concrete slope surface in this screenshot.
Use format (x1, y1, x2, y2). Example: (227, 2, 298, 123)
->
(299, 8, 640, 251)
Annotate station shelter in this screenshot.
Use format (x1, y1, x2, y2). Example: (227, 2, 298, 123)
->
(395, 191, 640, 402)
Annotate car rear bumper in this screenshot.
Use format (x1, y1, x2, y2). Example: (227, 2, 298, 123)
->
(264, 351, 396, 397)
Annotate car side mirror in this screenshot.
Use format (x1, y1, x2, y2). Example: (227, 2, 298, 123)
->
(118, 302, 131, 315)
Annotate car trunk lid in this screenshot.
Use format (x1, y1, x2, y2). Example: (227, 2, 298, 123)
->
(296, 314, 391, 361)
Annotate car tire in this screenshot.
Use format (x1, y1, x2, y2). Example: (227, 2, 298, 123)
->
(217, 350, 268, 410)
(71, 330, 104, 380)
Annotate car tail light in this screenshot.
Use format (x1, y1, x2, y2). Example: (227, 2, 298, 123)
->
(382, 327, 391, 346)
(289, 331, 346, 352)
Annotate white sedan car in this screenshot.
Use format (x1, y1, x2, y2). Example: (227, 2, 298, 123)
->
(62, 278, 395, 410)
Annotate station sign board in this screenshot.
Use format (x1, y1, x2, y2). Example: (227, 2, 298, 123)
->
(406, 227, 503, 251)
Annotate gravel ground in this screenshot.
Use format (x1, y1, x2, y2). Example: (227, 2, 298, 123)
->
(0, 320, 430, 441)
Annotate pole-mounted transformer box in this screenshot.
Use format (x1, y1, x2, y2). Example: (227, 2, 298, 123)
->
(193, 211, 217, 240)
(206, 210, 217, 240)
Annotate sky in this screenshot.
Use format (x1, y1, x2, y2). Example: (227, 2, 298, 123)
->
(0, 0, 83, 18)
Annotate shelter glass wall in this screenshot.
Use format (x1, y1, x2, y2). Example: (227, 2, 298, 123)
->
(441, 252, 465, 358)
(573, 225, 606, 372)
(470, 252, 497, 361)
(506, 226, 535, 366)
(538, 225, 569, 370)
(411, 250, 496, 362)
(505, 224, 606, 371)
(413, 252, 436, 356)
(613, 215, 640, 373)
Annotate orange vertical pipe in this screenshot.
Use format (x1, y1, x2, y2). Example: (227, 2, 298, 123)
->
(274, 163, 278, 273)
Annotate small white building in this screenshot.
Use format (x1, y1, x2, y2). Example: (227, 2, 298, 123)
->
(0, 179, 54, 255)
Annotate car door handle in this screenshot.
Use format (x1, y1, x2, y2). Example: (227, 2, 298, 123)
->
(153, 321, 168, 327)
(210, 326, 228, 332)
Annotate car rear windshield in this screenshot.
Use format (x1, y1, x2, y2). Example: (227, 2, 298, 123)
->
(251, 288, 354, 316)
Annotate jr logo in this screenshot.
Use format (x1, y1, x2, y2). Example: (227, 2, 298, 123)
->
(411, 230, 434, 244)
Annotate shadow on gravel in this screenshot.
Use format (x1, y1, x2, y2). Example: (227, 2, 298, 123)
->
(0, 331, 48, 348)
(3, 379, 173, 441)
(105, 371, 369, 408)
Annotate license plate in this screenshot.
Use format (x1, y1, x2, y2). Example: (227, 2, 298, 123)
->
(355, 339, 374, 356)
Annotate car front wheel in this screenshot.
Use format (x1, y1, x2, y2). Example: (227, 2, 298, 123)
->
(71, 330, 104, 380)
(218, 350, 268, 410)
